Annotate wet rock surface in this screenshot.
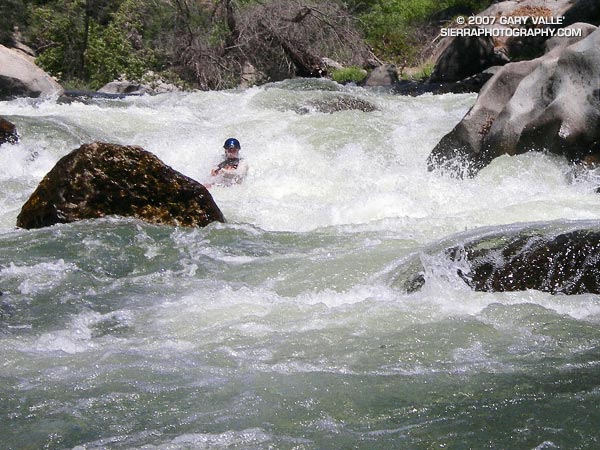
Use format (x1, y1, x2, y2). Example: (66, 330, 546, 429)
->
(450, 227, 600, 295)
(17, 142, 225, 229)
(0, 116, 19, 145)
(428, 24, 600, 177)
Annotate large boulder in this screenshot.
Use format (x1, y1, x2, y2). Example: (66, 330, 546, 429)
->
(16, 142, 225, 229)
(363, 64, 399, 87)
(448, 226, 600, 295)
(0, 116, 18, 145)
(391, 222, 600, 295)
(0, 45, 63, 100)
(427, 23, 600, 176)
(429, 0, 600, 84)
(429, 35, 508, 83)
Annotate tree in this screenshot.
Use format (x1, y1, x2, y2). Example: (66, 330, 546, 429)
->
(27, 0, 154, 88)
(168, 0, 371, 89)
(8, 0, 497, 90)
(27, 0, 89, 81)
(84, 0, 154, 88)
(242, 1, 371, 77)
(0, 0, 28, 46)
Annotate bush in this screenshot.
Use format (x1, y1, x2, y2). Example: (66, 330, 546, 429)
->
(331, 66, 368, 84)
(401, 62, 434, 80)
(27, 0, 158, 90)
(171, 0, 372, 89)
(358, 0, 493, 66)
(0, 0, 27, 46)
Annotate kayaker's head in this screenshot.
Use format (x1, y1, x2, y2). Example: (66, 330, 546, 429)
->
(223, 138, 241, 159)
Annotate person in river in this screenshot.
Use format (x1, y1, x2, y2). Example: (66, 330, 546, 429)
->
(206, 138, 249, 187)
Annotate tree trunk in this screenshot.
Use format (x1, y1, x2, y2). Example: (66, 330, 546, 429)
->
(80, 0, 91, 79)
(224, 0, 240, 51)
(257, 19, 324, 77)
(279, 40, 324, 77)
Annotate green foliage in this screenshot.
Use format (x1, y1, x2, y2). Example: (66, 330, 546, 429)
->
(84, 0, 154, 89)
(0, 0, 28, 45)
(207, 21, 231, 48)
(27, 0, 157, 89)
(331, 66, 367, 84)
(85, 23, 140, 89)
(401, 61, 434, 80)
(11, 0, 495, 90)
(28, 0, 88, 80)
(358, 0, 492, 65)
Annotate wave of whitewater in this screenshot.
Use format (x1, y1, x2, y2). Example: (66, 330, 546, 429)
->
(0, 80, 599, 449)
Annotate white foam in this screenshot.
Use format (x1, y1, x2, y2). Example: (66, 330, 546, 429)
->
(1, 259, 78, 295)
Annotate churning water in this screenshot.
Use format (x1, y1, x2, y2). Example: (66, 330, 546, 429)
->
(0, 79, 599, 449)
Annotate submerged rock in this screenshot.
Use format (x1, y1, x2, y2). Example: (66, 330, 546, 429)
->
(0, 116, 19, 145)
(17, 142, 225, 229)
(449, 227, 600, 295)
(97, 81, 148, 95)
(98, 76, 180, 96)
(392, 222, 600, 295)
(300, 95, 378, 114)
(392, 67, 499, 96)
(428, 24, 600, 176)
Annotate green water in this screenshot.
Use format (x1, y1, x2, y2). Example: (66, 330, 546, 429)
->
(0, 83, 599, 449)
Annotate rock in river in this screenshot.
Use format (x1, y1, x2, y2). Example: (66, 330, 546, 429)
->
(449, 226, 600, 295)
(0, 116, 19, 145)
(17, 142, 225, 229)
(428, 24, 600, 177)
(0, 44, 64, 100)
(393, 221, 600, 295)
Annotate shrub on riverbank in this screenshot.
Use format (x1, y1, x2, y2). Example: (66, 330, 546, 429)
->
(356, 0, 492, 66)
(331, 66, 368, 84)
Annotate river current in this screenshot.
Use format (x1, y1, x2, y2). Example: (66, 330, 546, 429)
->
(1, 79, 599, 449)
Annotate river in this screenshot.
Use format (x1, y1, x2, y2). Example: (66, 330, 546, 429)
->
(1, 79, 599, 449)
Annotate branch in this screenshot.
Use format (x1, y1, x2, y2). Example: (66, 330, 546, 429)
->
(290, 6, 311, 23)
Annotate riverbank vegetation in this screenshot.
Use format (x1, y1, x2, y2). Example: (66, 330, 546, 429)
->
(2, 0, 493, 90)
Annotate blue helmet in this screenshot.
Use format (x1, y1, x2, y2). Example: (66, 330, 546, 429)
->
(223, 138, 241, 149)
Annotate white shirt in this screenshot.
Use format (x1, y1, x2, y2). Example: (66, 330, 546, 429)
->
(209, 159, 248, 186)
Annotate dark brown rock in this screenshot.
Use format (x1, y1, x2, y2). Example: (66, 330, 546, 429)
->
(429, 35, 508, 84)
(450, 228, 600, 295)
(0, 116, 18, 145)
(16, 142, 225, 229)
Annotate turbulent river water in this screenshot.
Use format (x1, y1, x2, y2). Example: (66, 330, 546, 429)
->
(0, 79, 599, 449)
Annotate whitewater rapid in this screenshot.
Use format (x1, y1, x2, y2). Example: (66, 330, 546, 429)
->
(1, 80, 599, 449)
